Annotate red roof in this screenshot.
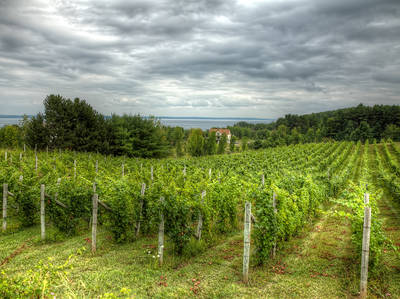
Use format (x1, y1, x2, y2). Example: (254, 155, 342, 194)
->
(209, 128, 231, 135)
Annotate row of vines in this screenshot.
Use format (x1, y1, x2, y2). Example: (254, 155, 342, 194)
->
(0, 141, 384, 264)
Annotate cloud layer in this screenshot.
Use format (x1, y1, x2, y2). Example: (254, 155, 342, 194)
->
(0, 0, 399, 117)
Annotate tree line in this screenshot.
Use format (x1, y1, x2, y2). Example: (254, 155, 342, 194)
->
(0, 95, 234, 157)
(229, 103, 400, 149)
(1, 98, 399, 156)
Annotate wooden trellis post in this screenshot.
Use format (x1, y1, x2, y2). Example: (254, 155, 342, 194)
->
(92, 193, 98, 253)
(273, 192, 277, 258)
(136, 182, 146, 237)
(243, 201, 251, 283)
(151, 166, 154, 181)
(261, 174, 265, 187)
(196, 190, 206, 240)
(2, 184, 7, 231)
(360, 193, 371, 298)
(158, 197, 165, 266)
(40, 184, 45, 240)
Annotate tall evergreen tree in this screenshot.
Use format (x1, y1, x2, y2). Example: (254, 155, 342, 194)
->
(187, 129, 204, 156)
(205, 131, 217, 155)
(217, 133, 227, 154)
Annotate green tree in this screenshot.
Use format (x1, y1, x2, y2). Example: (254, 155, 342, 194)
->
(205, 131, 217, 155)
(229, 135, 237, 152)
(109, 115, 170, 158)
(25, 113, 49, 150)
(0, 125, 22, 148)
(172, 127, 185, 157)
(383, 124, 400, 141)
(241, 136, 248, 151)
(217, 133, 227, 154)
(186, 129, 204, 156)
(28, 94, 111, 152)
(351, 121, 372, 143)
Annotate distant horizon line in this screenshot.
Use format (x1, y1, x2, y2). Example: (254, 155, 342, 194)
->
(0, 114, 274, 121)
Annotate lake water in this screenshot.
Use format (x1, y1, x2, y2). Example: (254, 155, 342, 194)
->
(0, 116, 273, 130)
(0, 117, 21, 127)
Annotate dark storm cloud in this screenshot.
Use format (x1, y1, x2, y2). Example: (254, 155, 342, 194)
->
(0, 0, 399, 117)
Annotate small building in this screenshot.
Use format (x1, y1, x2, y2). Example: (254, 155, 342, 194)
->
(209, 128, 231, 143)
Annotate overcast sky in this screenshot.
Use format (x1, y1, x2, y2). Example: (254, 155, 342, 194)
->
(0, 0, 399, 118)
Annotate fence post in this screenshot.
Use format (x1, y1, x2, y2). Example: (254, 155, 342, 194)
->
(95, 160, 98, 174)
(4, 151, 7, 162)
(273, 192, 277, 258)
(261, 174, 265, 187)
(92, 193, 98, 253)
(2, 184, 7, 232)
(135, 183, 146, 237)
(158, 196, 165, 266)
(40, 184, 45, 240)
(151, 166, 154, 181)
(35, 155, 38, 172)
(243, 201, 251, 283)
(196, 191, 206, 240)
(360, 193, 371, 298)
(122, 163, 125, 177)
(209, 168, 212, 180)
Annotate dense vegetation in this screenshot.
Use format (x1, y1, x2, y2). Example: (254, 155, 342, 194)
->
(1, 140, 399, 297)
(1, 98, 400, 157)
(229, 104, 400, 148)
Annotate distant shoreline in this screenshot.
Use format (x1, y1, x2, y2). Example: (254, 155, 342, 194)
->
(0, 115, 274, 130)
(0, 115, 273, 121)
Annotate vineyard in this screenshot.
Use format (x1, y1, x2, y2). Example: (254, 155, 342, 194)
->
(0, 141, 399, 298)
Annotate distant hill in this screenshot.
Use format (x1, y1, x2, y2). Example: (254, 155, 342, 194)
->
(229, 104, 400, 145)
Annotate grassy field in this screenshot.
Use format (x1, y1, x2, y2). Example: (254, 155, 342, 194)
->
(1, 196, 399, 298)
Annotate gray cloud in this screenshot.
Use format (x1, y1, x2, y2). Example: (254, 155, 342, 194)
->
(0, 0, 399, 118)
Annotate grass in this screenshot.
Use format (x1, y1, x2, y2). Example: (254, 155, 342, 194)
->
(0, 200, 365, 299)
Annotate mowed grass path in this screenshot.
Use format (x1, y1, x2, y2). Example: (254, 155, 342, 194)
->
(0, 201, 360, 299)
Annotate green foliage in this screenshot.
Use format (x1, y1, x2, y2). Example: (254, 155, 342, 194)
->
(173, 127, 185, 157)
(383, 124, 400, 141)
(0, 253, 76, 298)
(100, 179, 139, 242)
(187, 129, 204, 156)
(109, 114, 170, 158)
(25, 113, 49, 150)
(334, 182, 386, 269)
(47, 178, 92, 235)
(253, 175, 325, 264)
(229, 135, 237, 152)
(0, 125, 23, 148)
(204, 131, 217, 155)
(217, 133, 227, 154)
(241, 137, 248, 151)
(229, 104, 400, 147)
